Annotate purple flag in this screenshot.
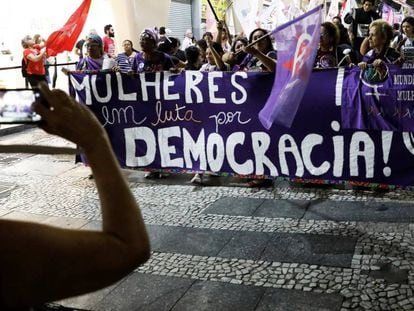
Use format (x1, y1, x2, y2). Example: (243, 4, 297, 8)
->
(259, 5, 323, 129)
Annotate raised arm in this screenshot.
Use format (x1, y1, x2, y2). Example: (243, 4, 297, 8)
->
(206, 36, 227, 71)
(244, 45, 277, 73)
(0, 83, 150, 309)
(26, 47, 46, 62)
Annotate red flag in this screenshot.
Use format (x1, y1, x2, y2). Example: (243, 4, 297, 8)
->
(45, 0, 92, 56)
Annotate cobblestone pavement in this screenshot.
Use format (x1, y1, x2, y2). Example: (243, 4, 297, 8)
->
(1, 128, 414, 310)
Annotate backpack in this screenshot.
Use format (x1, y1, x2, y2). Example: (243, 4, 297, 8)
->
(21, 57, 28, 78)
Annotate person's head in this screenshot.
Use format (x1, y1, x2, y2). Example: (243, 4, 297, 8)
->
(21, 35, 34, 48)
(362, 0, 375, 12)
(249, 28, 273, 54)
(87, 34, 103, 59)
(332, 16, 342, 26)
(157, 39, 174, 54)
(401, 16, 414, 37)
(139, 28, 158, 52)
(33, 34, 44, 44)
(122, 39, 134, 54)
(231, 37, 248, 54)
(185, 29, 193, 39)
(368, 20, 393, 51)
(169, 37, 180, 52)
(159, 26, 166, 35)
(196, 39, 208, 61)
(202, 32, 213, 41)
(206, 42, 223, 65)
(185, 45, 201, 66)
(104, 24, 114, 37)
(320, 22, 340, 50)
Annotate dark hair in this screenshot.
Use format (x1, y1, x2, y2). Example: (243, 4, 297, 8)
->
(159, 26, 166, 35)
(401, 16, 414, 34)
(202, 32, 213, 40)
(122, 39, 139, 52)
(209, 42, 224, 55)
(321, 21, 340, 47)
(248, 28, 273, 54)
(169, 37, 180, 49)
(363, 0, 375, 5)
(158, 40, 173, 54)
(104, 24, 113, 33)
(231, 38, 248, 53)
(185, 46, 200, 64)
(196, 39, 207, 52)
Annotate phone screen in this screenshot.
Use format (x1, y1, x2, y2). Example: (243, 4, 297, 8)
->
(0, 89, 42, 124)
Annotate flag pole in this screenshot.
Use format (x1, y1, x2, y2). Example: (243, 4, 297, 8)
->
(234, 32, 273, 55)
(207, 0, 220, 22)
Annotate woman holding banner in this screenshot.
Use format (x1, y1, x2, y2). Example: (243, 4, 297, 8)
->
(130, 28, 175, 74)
(130, 28, 175, 179)
(358, 20, 400, 71)
(240, 28, 277, 73)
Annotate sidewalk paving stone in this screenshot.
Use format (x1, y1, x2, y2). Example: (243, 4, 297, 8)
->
(93, 273, 195, 311)
(146, 225, 234, 257)
(170, 279, 264, 311)
(305, 200, 414, 222)
(256, 287, 343, 311)
(261, 233, 357, 268)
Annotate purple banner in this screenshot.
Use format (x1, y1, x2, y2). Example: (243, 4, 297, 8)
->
(69, 70, 414, 187)
(342, 64, 414, 132)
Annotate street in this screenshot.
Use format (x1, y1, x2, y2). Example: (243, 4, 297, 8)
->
(0, 127, 413, 310)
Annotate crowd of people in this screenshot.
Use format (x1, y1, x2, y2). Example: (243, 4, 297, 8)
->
(20, 3, 414, 186)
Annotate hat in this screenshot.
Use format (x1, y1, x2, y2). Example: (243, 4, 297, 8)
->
(88, 34, 103, 47)
(141, 28, 159, 42)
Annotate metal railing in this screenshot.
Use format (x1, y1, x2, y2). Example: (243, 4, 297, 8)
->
(0, 61, 77, 88)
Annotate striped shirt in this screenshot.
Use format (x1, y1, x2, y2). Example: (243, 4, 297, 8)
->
(116, 52, 136, 73)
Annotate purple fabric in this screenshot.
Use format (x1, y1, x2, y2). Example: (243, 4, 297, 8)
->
(259, 5, 323, 129)
(76, 56, 104, 70)
(342, 64, 414, 131)
(69, 70, 414, 187)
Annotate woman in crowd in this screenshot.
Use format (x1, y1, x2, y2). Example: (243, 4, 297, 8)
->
(196, 38, 208, 64)
(199, 36, 229, 72)
(21, 35, 47, 88)
(216, 20, 232, 53)
(185, 45, 202, 70)
(76, 34, 110, 70)
(315, 22, 352, 68)
(395, 16, 414, 62)
(130, 28, 175, 74)
(157, 38, 186, 69)
(191, 37, 229, 184)
(358, 19, 400, 71)
(130, 28, 175, 179)
(223, 37, 248, 71)
(240, 28, 277, 72)
(115, 39, 138, 73)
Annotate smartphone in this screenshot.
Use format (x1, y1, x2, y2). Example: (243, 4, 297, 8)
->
(0, 89, 42, 124)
